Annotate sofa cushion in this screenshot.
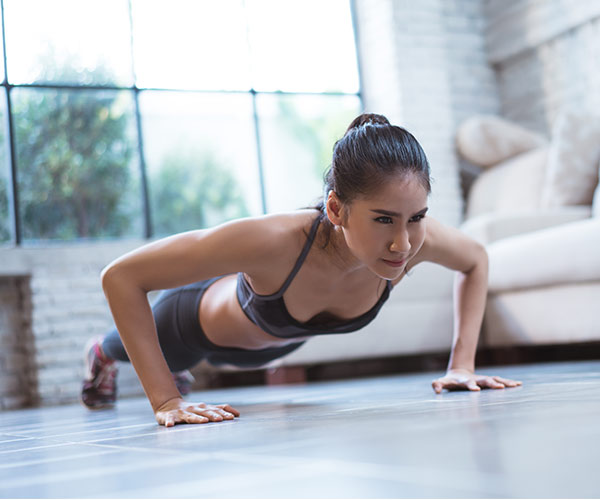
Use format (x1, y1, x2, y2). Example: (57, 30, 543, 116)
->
(456, 115, 547, 168)
(483, 283, 600, 347)
(465, 147, 548, 219)
(541, 110, 600, 208)
(460, 207, 592, 245)
(486, 218, 600, 293)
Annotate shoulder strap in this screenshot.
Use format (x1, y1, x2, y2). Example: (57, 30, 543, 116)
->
(275, 215, 322, 297)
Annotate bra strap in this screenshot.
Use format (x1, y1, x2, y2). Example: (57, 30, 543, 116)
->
(275, 215, 322, 298)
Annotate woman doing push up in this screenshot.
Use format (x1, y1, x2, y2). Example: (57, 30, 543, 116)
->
(81, 113, 522, 427)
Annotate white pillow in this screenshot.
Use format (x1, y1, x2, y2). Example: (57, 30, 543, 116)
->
(541, 110, 600, 208)
(456, 115, 547, 168)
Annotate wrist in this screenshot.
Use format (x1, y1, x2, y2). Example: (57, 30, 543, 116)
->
(447, 366, 474, 374)
(153, 395, 183, 413)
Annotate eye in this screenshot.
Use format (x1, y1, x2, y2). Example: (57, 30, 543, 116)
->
(409, 214, 426, 223)
(375, 216, 393, 224)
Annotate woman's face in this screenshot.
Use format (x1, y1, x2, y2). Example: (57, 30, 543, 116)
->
(335, 174, 429, 280)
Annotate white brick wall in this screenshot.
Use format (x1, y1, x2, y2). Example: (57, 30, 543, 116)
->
(354, 0, 500, 226)
(484, 0, 600, 134)
(0, 241, 147, 407)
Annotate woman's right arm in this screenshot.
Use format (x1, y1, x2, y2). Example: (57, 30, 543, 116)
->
(100, 215, 292, 424)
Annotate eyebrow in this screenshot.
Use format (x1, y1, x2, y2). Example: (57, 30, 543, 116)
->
(370, 207, 429, 217)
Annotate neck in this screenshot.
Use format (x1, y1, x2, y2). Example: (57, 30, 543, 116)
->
(325, 224, 366, 275)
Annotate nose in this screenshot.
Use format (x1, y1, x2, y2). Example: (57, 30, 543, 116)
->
(389, 229, 411, 254)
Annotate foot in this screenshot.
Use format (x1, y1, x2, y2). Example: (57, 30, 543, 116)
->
(81, 338, 118, 409)
(172, 370, 195, 396)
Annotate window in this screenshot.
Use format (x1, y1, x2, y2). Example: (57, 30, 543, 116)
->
(1, 0, 361, 245)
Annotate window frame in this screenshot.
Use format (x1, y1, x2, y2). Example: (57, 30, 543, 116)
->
(0, 0, 363, 246)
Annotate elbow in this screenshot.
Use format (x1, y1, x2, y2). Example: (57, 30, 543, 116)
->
(100, 260, 130, 294)
(472, 243, 489, 280)
(462, 242, 488, 276)
(100, 262, 118, 294)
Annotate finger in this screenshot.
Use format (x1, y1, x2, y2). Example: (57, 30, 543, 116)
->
(432, 381, 443, 394)
(440, 382, 462, 392)
(183, 413, 209, 425)
(188, 404, 211, 415)
(494, 376, 522, 387)
(164, 414, 175, 427)
(480, 377, 505, 389)
(216, 404, 241, 417)
(467, 379, 481, 391)
(202, 410, 224, 422)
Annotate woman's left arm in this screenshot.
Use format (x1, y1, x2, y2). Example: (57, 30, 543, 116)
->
(414, 217, 522, 393)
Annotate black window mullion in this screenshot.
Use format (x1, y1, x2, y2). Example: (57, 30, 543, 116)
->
(1, 0, 20, 245)
(133, 88, 152, 239)
(2, 85, 19, 245)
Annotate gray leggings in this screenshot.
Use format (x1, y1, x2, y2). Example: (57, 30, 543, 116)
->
(102, 276, 305, 372)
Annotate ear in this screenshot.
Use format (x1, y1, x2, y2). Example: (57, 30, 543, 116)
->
(325, 190, 345, 226)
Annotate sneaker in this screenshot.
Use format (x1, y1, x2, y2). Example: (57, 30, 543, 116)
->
(81, 338, 118, 409)
(172, 370, 195, 396)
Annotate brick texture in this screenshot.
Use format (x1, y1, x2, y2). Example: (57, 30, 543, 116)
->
(484, 0, 600, 134)
(354, 0, 500, 226)
(0, 241, 147, 407)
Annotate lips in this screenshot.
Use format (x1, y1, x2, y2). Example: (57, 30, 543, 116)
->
(382, 258, 406, 267)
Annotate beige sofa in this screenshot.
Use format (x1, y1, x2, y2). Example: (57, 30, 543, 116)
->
(457, 112, 600, 348)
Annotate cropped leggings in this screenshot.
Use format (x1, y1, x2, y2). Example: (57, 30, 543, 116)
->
(101, 277, 305, 372)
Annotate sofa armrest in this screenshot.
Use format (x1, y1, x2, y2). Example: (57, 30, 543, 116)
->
(486, 217, 600, 292)
(460, 207, 592, 245)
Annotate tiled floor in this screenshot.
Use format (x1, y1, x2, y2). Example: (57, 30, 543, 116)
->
(1, 360, 599, 498)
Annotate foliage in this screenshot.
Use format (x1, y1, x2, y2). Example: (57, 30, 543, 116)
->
(150, 148, 249, 236)
(14, 87, 137, 241)
(276, 96, 360, 181)
(8, 59, 248, 242)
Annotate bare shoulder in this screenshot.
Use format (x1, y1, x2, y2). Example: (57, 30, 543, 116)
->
(410, 216, 487, 273)
(217, 209, 319, 271)
(103, 209, 320, 292)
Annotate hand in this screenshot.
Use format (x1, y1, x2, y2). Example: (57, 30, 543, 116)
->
(155, 397, 240, 427)
(432, 368, 522, 394)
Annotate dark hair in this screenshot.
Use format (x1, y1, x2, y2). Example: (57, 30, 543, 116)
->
(309, 112, 431, 247)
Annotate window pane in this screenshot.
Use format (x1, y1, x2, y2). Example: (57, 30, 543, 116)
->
(139, 91, 261, 236)
(0, 90, 10, 244)
(256, 94, 361, 213)
(132, 0, 251, 91)
(12, 88, 143, 243)
(247, 0, 359, 93)
(4, 0, 133, 86)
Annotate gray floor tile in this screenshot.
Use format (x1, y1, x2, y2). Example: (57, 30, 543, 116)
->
(0, 360, 599, 498)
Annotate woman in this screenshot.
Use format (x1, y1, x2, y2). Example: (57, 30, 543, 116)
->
(81, 113, 522, 427)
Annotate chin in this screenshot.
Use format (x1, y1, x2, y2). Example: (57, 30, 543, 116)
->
(373, 263, 405, 281)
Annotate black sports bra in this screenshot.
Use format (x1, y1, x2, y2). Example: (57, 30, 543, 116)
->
(236, 215, 392, 339)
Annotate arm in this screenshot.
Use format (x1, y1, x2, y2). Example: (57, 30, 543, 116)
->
(413, 217, 522, 392)
(101, 215, 291, 423)
(448, 234, 488, 373)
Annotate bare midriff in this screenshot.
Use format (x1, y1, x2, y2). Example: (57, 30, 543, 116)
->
(197, 274, 311, 350)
